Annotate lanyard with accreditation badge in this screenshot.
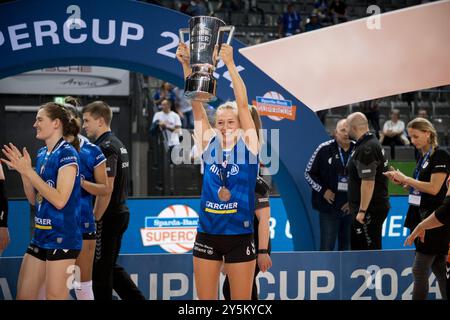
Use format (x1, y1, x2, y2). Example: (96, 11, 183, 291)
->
(337, 146, 350, 192)
(408, 148, 432, 207)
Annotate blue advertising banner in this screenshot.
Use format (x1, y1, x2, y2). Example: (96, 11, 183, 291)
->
(0, 200, 31, 257)
(2, 196, 411, 257)
(381, 196, 410, 249)
(119, 197, 294, 254)
(2, 249, 445, 300)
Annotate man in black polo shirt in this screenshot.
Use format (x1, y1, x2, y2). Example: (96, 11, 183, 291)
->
(82, 101, 145, 300)
(346, 112, 390, 250)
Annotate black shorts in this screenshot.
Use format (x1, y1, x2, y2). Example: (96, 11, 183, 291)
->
(26, 244, 80, 261)
(82, 232, 96, 240)
(193, 232, 256, 263)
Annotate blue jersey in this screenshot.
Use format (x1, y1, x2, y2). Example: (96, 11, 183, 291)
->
(79, 136, 106, 234)
(33, 139, 82, 250)
(199, 135, 259, 235)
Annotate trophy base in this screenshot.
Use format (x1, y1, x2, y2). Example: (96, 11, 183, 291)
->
(184, 91, 216, 102)
(185, 74, 217, 102)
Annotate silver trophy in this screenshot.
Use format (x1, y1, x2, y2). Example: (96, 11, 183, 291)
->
(179, 16, 235, 102)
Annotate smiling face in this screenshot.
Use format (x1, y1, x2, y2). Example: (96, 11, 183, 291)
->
(33, 108, 59, 141)
(215, 108, 240, 144)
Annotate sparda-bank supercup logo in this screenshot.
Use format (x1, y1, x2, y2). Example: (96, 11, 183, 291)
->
(140, 205, 198, 253)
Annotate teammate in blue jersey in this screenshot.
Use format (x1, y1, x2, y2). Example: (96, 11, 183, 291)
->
(63, 99, 108, 300)
(1, 102, 82, 300)
(177, 43, 260, 300)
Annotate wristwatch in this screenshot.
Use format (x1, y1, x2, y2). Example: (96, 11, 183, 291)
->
(358, 209, 367, 214)
(258, 249, 269, 254)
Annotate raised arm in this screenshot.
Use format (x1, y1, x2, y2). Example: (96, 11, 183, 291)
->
(220, 44, 258, 155)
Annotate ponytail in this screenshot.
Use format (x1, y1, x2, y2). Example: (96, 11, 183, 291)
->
(66, 117, 81, 151)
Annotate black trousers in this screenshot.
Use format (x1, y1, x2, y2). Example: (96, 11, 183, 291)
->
(447, 259, 450, 299)
(92, 210, 145, 300)
(222, 263, 259, 300)
(351, 207, 389, 250)
(382, 135, 404, 160)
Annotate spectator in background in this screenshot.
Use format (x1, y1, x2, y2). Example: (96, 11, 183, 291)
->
(384, 118, 449, 300)
(361, 99, 381, 140)
(380, 109, 409, 160)
(217, 1, 243, 23)
(402, 91, 416, 110)
(305, 119, 355, 251)
(329, 0, 347, 24)
(305, 13, 323, 32)
(179, 1, 191, 13)
(185, 0, 209, 16)
(313, 0, 330, 23)
(173, 86, 194, 129)
(153, 82, 176, 110)
(418, 108, 429, 120)
(278, 2, 301, 38)
(152, 99, 182, 157)
(245, 0, 266, 25)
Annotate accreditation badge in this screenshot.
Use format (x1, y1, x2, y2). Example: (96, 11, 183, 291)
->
(337, 175, 348, 192)
(408, 188, 421, 206)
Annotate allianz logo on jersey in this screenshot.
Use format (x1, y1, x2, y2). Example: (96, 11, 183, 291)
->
(140, 205, 199, 254)
(210, 164, 240, 177)
(46, 180, 55, 187)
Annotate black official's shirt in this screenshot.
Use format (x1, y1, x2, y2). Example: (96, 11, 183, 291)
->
(405, 147, 450, 255)
(95, 131, 130, 213)
(435, 205, 450, 226)
(435, 179, 450, 225)
(347, 133, 389, 216)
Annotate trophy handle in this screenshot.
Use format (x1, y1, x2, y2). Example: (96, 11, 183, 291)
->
(179, 28, 190, 44)
(218, 26, 235, 45)
(214, 26, 235, 66)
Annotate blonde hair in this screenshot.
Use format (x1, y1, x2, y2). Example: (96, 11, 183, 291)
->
(214, 101, 238, 124)
(407, 117, 438, 148)
(250, 105, 263, 144)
